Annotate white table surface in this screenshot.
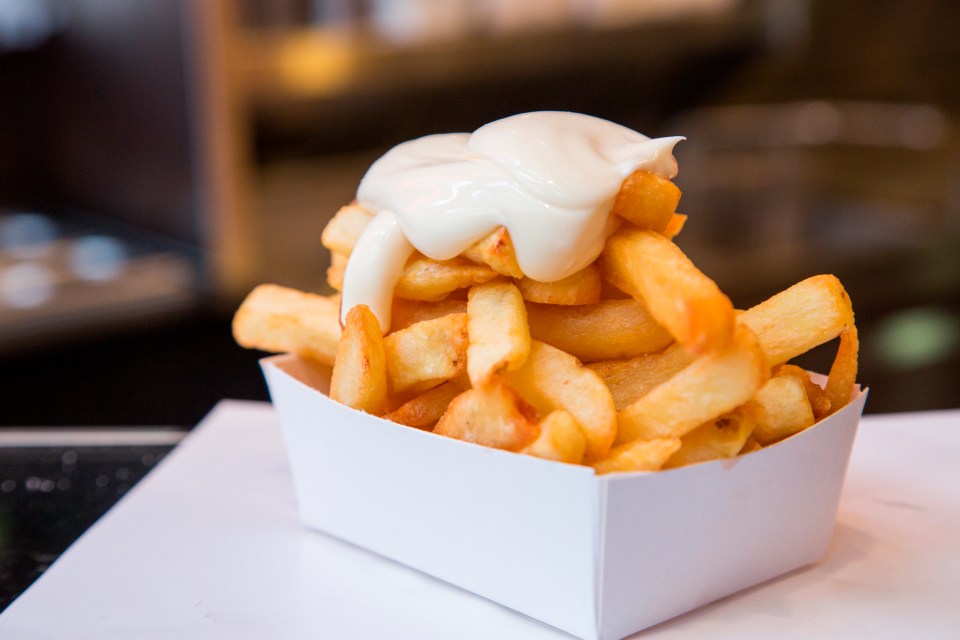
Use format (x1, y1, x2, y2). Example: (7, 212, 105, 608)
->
(1, 402, 958, 639)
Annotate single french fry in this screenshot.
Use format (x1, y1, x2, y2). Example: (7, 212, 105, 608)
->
(616, 325, 769, 444)
(600, 225, 735, 354)
(526, 298, 673, 363)
(665, 404, 757, 468)
(383, 378, 467, 429)
(611, 170, 681, 233)
(520, 410, 586, 464)
(505, 340, 617, 463)
(327, 251, 348, 291)
(434, 379, 538, 451)
(321, 203, 374, 256)
(751, 369, 816, 445)
(587, 343, 693, 411)
(592, 437, 681, 475)
(330, 304, 388, 414)
(778, 364, 831, 420)
(390, 298, 467, 332)
(384, 313, 469, 394)
(394, 255, 499, 302)
(515, 264, 601, 305)
(661, 213, 687, 240)
(738, 274, 855, 367)
(825, 325, 860, 415)
(232, 284, 341, 365)
(462, 226, 524, 278)
(466, 282, 531, 387)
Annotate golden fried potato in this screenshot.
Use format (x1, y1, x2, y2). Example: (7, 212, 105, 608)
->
(434, 379, 538, 451)
(384, 313, 469, 394)
(232, 284, 341, 365)
(611, 170, 681, 233)
(587, 343, 694, 411)
(520, 410, 586, 464)
(466, 282, 531, 387)
(394, 255, 499, 302)
(616, 325, 769, 444)
(600, 225, 735, 354)
(320, 203, 374, 256)
(751, 368, 816, 445)
(383, 378, 467, 429)
(462, 226, 524, 278)
(665, 404, 757, 468)
(505, 340, 616, 463)
(592, 437, 681, 475)
(327, 251, 348, 291)
(825, 325, 859, 415)
(738, 274, 854, 367)
(661, 213, 687, 240)
(526, 299, 673, 363)
(515, 264, 601, 305)
(330, 305, 387, 414)
(390, 298, 468, 332)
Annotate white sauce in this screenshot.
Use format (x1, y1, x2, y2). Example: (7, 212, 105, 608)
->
(341, 111, 683, 330)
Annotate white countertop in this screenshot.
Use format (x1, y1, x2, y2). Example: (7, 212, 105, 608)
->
(1, 402, 958, 639)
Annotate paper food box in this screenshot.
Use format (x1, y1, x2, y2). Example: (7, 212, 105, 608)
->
(262, 353, 867, 640)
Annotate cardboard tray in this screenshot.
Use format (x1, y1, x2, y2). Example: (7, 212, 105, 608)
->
(262, 354, 867, 640)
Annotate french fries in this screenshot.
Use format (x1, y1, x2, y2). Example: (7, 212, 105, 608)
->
(515, 264, 601, 305)
(611, 169, 681, 233)
(526, 299, 673, 363)
(600, 225, 735, 355)
(235, 159, 861, 475)
(232, 284, 341, 366)
(384, 313, 469, 395)
(505, 340, 617, 463)
(434, 379, 538, 451)
(330, 305, 387, 414)
(466, 282, 531, 387)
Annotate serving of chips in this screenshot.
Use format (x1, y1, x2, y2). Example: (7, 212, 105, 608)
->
(234, 169, 858, 474)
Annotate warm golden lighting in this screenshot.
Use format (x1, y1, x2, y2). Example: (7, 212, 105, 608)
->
(275, 32, 355, 97)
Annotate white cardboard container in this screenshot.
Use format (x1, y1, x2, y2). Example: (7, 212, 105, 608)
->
(262, 354, 868, 640)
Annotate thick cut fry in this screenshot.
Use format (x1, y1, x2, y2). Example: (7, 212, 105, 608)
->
(526, 299, 673, 363)
(738, 274, 855, 367)
(233, 284, 341, 365)
(515, 264, 601, 305)
(825, 325, 859, 415)
(394, 255, 498, 302)
(520, 410, 586, 464)
(776, 364, 832, 419)
(327, 251, 348, 290)
(661, 213, 687, 240)
(588, 344, 693, 411)
(467, 282, 531, 386)
(434, 380, 538, 451)
(665, 405, 757, 468)
(390, 298, 467, 332)
(592, 437, 681, 475)
(611, 170, 681, 233)
(320, 203, 374, 256)
(383, 379, 466, 429)
(505, 340, 616, 463)
(751, 370, 816, 445)
(600, 226, 734, 354)
(462, 226, 524, 278)
(330, 305, 387, 414)
(616, 325, 769, 444)
(384, 313, 469, 394)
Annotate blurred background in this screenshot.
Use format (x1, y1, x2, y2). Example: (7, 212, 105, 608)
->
(1, 0, 959, 609)
(0, 0, 958, 425)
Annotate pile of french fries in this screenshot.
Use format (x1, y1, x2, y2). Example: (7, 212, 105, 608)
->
(234, 170, 859, 473)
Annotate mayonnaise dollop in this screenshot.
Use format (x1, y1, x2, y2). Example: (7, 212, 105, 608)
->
(341, 111, 683, 330)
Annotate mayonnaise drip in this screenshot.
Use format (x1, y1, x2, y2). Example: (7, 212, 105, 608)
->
(341, 111, 683, 331)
